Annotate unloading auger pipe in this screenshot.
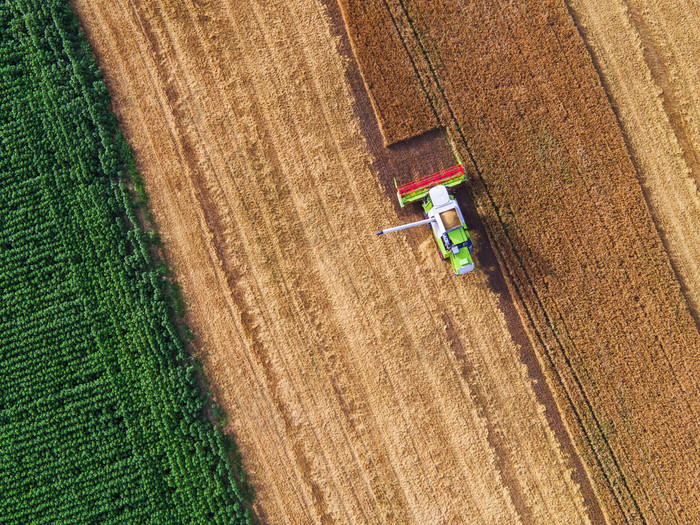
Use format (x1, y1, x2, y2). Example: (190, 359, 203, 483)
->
(376, 217, 435, 235)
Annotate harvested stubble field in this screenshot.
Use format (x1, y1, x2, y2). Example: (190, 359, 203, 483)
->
(340, 0, 700, 522)
(71, 0, 615, 523)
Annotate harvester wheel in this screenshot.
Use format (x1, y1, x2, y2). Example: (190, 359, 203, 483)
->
(436, 243, 445, 260)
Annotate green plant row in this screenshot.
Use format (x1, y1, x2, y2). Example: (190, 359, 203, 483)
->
(0, 1, 252, 522)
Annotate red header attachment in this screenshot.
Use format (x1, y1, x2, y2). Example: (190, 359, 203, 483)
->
(395, 165, 465, 207)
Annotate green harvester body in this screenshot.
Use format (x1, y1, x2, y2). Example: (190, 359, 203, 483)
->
(378, 165, 475, 275)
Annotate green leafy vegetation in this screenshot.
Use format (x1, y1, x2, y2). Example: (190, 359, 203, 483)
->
(0, 1, 252, 522)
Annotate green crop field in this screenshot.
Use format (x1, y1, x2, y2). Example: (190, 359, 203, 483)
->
(0, 1, 252, 522)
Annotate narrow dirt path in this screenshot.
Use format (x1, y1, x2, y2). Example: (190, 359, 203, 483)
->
(74, 0, 597, 522)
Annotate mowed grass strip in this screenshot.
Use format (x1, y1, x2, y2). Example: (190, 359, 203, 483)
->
(0, 2, 252, 523)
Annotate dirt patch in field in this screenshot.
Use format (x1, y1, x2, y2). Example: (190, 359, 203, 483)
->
(340, 0, 700, 522)
(73, 0, 598, 522)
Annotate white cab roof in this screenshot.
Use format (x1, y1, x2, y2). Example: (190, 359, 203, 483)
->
(429, 185, 451, 207)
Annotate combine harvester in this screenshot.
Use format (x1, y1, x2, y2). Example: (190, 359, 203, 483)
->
(377, 165, 475, 275)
